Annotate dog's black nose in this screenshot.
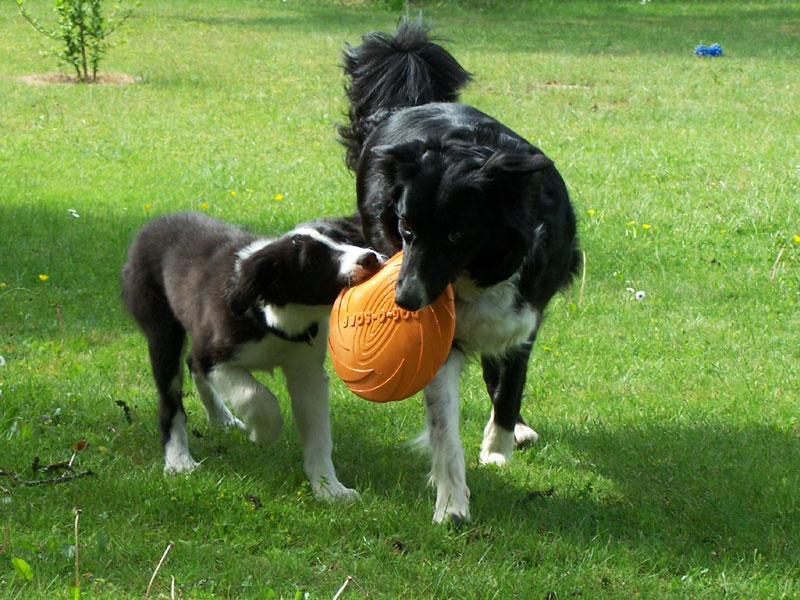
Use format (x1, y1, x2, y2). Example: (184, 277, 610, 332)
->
(358, 252, 381, 274)
(394, 281, 423, 311)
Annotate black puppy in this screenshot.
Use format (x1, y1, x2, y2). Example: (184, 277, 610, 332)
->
(122, 212, 382, 499)
(339, 21, 580, 522)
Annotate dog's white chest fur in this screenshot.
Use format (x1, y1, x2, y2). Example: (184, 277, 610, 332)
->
(229, 318, 330, 373)
(452, 275, 540, 357)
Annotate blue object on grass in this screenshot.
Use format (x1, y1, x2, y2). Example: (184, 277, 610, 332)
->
(695, 43, 723, 57)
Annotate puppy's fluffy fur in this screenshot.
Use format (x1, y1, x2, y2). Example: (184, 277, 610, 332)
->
(122, 212, 381, 499)
(340, 21, 580, 522)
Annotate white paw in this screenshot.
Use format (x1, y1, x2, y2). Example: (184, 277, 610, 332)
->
(211, 413, 245, 431)
(479, 450, 510, 467)
(514, 422, 539, 446)
(313, 479, 360, 503)
(247, 419, 283, 446)
(163, 452, 200, 474)
(432, 486, 470, 525)
(480, 419, 515, 466)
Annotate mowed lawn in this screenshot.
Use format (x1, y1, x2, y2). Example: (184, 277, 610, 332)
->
(1, 0, 799, 598)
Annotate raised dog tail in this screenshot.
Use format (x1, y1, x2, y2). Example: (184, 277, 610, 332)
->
(338, 18, 472, 170)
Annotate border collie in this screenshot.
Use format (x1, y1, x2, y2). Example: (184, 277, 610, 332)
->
(339, 21, 581, 522)
(121, 212, 382, 500)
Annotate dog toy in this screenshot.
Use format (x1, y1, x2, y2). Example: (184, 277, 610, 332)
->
(328, 252, 455, 402)
(694, 43, 723, 57)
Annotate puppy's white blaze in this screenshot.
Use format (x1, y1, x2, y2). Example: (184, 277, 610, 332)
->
(289, 227, 382, 283)
(163, 411, 199, 473)
(236, 238, 272, 262)
(338, 246, 382, 284)
(453, 274, 541, 357)
(234, 239, 272, 275)
(480, 409, 515, 466)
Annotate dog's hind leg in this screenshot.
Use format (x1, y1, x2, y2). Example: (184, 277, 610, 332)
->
(479, 334, 539, 467)
(188, 359, 245, 432)
(145, 318, 199, 474)
(422, 349, 470, 524)
(206, 366, 283, 446)
(283, 360, 358, 502)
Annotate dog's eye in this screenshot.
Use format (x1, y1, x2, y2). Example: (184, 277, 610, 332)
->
(398, 219, 414, 241)
(448, 231, 462, 243)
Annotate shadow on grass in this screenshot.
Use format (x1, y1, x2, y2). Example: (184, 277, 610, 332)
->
(255, 410, 800, 568)
(156, 396, 800, 569)
(475, 421, 800, 568)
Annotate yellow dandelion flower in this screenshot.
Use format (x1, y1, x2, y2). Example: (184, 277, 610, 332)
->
(643, 224, 651, 230)
(38, 274, 49, 281)
(230, 191, 237, 196)
(201, 202, 210, 210)
(588, 209, 596, 216)
(626, 220, 636, 226)
(794, 235, 800, 243)
(0, 282, 6, 288)
(143, 204, 151, 210)
(274, 193, 284, 201)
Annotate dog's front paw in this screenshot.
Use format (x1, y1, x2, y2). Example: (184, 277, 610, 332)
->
(163, 452, 200, 474)
(247, 420, 283, 446)
(432, 485, 470, 525)
(479, 449, 510, 466)
(480, 420, 514, 466)
(313, 479, 360, 503)
(210, 411, 245, 432)
(514, 422, 539, 447)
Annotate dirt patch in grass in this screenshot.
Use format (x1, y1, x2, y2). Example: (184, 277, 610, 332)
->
(15, 72, 140, 85)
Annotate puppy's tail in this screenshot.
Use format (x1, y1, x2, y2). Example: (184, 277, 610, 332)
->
(339, 18, 472, 170)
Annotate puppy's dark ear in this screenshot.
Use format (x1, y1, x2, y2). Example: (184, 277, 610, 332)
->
(228, 251, 285, 315)
(481, 151, 553, 181)
(371, 139, 426, 181)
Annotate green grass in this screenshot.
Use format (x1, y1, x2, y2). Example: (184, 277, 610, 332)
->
(2, 0, 799, 598)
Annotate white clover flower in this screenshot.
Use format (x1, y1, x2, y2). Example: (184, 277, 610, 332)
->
(635, 290, 646, 301)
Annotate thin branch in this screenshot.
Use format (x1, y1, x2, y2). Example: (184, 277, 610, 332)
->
(17, 2, 62, 40)
(107, 426, 139, 463)
(330, 566, 368, 598)
(333, 577, 353, 600)
(770, 245, 785, 282)
(145, 541, 174, 599)
(104, 4, 139, 36)
(74, 509, 82, 592)
(55, 303, 66, 349)
(20, 469, 93, 486)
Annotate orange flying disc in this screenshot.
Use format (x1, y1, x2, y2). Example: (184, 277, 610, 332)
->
(328, 252, 455, 402)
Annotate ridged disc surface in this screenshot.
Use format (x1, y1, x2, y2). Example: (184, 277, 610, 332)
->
(328, 252, 455, 402)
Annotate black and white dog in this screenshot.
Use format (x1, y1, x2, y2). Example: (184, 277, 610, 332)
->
(339, 21, 581, 522)
(121, 212, 382, 500)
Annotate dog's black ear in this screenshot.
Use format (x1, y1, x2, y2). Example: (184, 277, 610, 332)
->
(481, 151, 553, 181)
(228, 251, 286, 315)
(371, 139, 427, 181)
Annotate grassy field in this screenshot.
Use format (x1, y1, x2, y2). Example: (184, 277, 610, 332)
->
(2, 0, 799, 598)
